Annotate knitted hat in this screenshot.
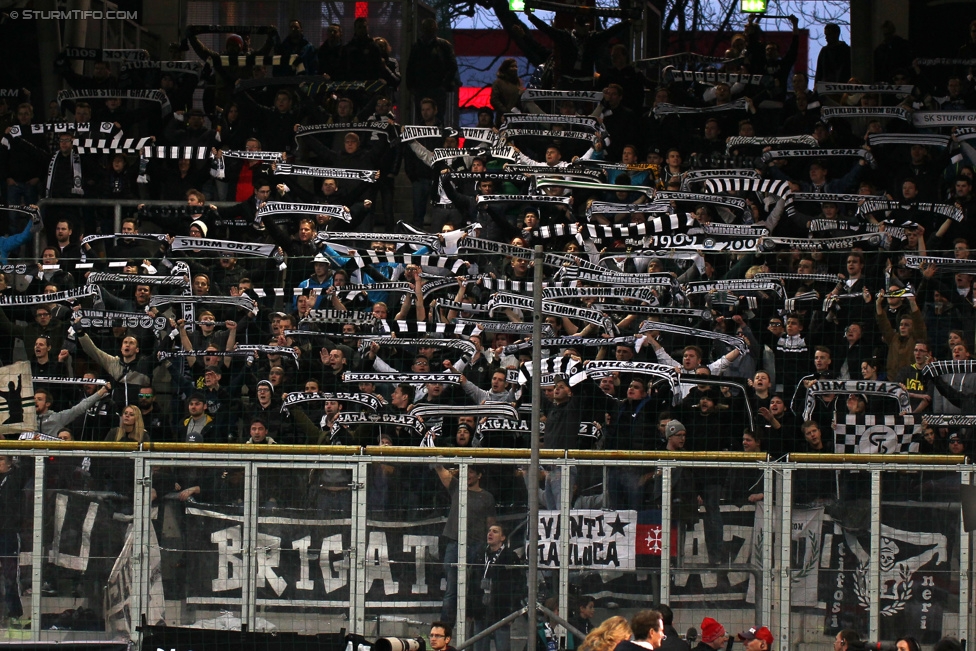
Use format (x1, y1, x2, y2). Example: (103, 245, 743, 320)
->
(190, 219, 208, 237)
(700, 618, 726, 644)
(665, 420, 686, 438)
(257, 379, 275, 394)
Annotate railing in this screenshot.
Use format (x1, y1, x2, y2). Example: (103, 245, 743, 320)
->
(0, 443, 970, 649)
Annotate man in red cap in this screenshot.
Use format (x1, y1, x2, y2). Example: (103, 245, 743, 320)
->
(693, 617, 728, 651)
(738, 627, 774, 651)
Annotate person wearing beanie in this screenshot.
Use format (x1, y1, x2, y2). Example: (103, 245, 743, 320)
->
(693, 617, 728, 651)
(189, 219, 209, 238)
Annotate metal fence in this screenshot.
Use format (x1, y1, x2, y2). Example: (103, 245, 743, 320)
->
(0, 443, 971, 648)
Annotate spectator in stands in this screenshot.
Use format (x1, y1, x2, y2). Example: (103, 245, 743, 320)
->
(0, 455, 25, 625)
(434, 463, 495, 625)
(405, 19, 459, 120)
(816, 24, 852, 84)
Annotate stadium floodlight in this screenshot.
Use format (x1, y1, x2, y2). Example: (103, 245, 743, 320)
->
(740, 0, 767, 12)
(509, 0, 526, 10)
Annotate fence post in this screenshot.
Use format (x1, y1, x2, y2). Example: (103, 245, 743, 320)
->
(777, 467, 793, 651)
(350, 460, 369, 634)
(242, 461, 259, 629)
(868, 469, 882, 641)
(960, 469, 972, 642)
(30, 455, 45, 642)
(660, 465, 672, 604)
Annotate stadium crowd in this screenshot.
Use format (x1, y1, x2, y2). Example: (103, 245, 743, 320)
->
(0, 11, 973, 490)
(0, 3, 973, 639)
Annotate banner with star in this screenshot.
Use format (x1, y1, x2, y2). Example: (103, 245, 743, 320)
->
(536, 510, 637, 570)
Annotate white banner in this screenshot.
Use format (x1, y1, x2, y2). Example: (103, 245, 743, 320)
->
(537, 509, 637, 570)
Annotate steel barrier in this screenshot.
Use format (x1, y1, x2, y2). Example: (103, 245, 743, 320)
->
(0, 444, 970, 649)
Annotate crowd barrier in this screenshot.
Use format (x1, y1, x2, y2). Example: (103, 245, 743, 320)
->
(0, 443, 970, 649)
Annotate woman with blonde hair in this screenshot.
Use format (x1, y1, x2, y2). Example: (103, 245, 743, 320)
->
(110, 404, 147, 443)
(579, 615, 632, 651)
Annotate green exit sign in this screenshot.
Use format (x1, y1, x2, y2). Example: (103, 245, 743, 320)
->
(740, 0, 767, 12)
(509, 0, 525, 10)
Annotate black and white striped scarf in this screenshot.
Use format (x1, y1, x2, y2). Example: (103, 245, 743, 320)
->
(541, 285, 659, 303)
(220, 149, 284, 161)
(667, 69, 765, 85)
(335, 412, 430, 438)
(461, 128, 499, 145)
(655, 190, 749, 210)
(819, 106, 911, 122)
(295, 121, 394, 139)
(501, 113, 599, 130)
(922, 415, 976, 427)
(535, 178, 654, 197)
(410, 403, 518, 420)
(257, 202, 352, 222)
(652, 98, 749, 116)
(388, 321, 481, 337)
(922, 360, 976, 377)
(87, 272, 189, 287)
(516, 356, 586, 387)
(866, 133, 951, 148)
(46, 150, 83, 197)
(170, 237, 277, 257)
(399, 126, 448, 142)
(815, 82, 915, 95)
(74, 137, 153, 154)
(759, 148, 872, 165)
(57, 89, 171, 116)
(503, 164, 604, 181)
(504, 336, 637, 354)
(148, 294, 256, 313)
(638, 321, 747, 355)
(586, 201, 670, 218)
(0, 286, 96, 305)
(912, 112, 976, 127)
(141, 145, 210, 160)
(456, 319, 553, 337)
(281, 391, 382, 412)
(522, 88, 603, 103)
(122, 60, 202, 75)
(903, 256, 976, 274)
(488, 292, 616, 333)
(475, 194, 571, 206)
(299, 309, 379, 327)
(32, 376, 108, 386)
(78, 310, 168, 331)
(754, 272, 839, 284)
(685, 279, 785, 299)
(791, 192, 879, 204)
(343, 371, 461, 385)
(276, 164, 378, 182)
(157, 345, 297, 360)
(361, 336, 476, 358)
(430, 299, 492, 315)
(914, 58, 976, 67)
(502, 128, 595, 142)
(761, 233, 884, 251)
(726, 135, 818, 152)
(682, 168, 763, 189)
(856, 201, 963, 222)
(58, 46, 148, 62)
(583, 360, 680, 392)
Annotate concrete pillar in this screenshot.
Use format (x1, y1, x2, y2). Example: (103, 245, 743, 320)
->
(139, 0, 183, 59)
(36, 0, 64, 109)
